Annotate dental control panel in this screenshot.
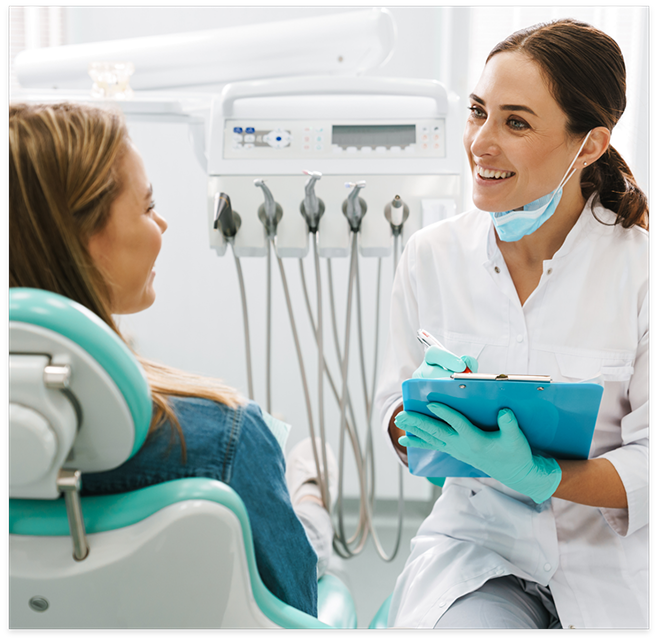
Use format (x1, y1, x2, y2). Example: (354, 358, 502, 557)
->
(207, 77, 463, 259)
(225, 119, 446, 158)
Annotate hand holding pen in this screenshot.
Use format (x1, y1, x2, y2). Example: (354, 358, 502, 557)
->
(414, 328, 477, 378)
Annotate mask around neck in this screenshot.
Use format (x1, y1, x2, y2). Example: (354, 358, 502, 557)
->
(489, 131, 591, 242)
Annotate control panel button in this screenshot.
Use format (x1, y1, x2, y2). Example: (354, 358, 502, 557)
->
(244, 134, 255, 143)
(245, 127, 255, 134)
(263, 128, 292, 149)
(233, 126, 244, 134)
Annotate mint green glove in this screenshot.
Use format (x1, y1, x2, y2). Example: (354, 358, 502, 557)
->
(413, 345, 479, 379)
(396, 404, 562, 503)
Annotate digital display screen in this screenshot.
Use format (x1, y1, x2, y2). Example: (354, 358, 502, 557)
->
(332, 125, 416, 148)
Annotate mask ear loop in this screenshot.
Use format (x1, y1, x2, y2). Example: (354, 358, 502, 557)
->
(556, 131, 592, 192)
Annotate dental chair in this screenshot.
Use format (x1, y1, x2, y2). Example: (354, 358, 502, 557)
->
(9, 288, 357, 629)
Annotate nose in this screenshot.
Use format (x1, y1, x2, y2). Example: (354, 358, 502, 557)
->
(468, 118, 501, 160)
(155, 212, 168, 234)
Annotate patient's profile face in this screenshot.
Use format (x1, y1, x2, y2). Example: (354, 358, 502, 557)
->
(87, 143, 168, 315)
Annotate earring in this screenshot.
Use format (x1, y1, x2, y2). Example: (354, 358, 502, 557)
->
(583, 161, 588, 166)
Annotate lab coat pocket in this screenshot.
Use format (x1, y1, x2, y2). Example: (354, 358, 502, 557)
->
(467, 485, 546, 576)
(555, 351, 634, 382)
(440, 332, 487, 362)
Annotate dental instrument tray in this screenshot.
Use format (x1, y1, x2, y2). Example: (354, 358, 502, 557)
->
(402, 374, 604, 478)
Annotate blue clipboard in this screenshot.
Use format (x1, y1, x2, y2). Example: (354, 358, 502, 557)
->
(402, 374, 604, 478)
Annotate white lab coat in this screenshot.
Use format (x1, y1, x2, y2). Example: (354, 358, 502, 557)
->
(375, 195, 648, 629)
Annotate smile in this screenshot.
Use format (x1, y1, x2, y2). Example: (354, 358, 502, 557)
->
(477, 166, 515, 180)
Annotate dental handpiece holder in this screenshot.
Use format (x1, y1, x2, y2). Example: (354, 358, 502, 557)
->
(213, 192, 242, 241)
(342, 182, 367, 233)
(300, 170, 325, 234)
(384, 195, 410, 237)
(255, 179, 283, 239)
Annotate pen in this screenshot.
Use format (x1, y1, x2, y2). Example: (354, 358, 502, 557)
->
(416, 328, 472, 373)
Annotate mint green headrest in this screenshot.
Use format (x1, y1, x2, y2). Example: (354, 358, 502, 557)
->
(9, 288, 151, 457)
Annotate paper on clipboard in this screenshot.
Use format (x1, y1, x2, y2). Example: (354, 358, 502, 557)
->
(402, 374, 604, 478)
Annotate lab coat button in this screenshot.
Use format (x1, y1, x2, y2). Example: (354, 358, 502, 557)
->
(516, 334, 524, 343)
(494, 266, 500, 273)
(547, 268, 553, 275)
(543, 563, 551, 571)
(438, 602, 445, 608)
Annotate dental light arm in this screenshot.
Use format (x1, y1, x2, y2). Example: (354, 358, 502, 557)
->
(342, 182, 367, 233)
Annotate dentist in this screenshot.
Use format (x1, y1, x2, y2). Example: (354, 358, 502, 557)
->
(375, 19, 648, 629)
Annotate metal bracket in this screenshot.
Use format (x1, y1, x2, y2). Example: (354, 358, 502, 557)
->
(56, 469, 89, 561)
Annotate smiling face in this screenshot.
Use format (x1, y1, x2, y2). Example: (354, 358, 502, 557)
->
(463, 51, 585, 215)
(87, 143, 168, 315)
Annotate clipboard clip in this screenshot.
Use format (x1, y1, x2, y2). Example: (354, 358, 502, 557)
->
(451, 373, 553, 383)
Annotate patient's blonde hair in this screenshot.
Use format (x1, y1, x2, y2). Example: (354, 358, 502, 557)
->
(9, 102, 242, 461)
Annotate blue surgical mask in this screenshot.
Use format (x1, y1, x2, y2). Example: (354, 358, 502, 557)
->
(489, 132, 591, 242)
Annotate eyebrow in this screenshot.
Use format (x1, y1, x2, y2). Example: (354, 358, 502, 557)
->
(470, 93, 538, 117)
(145, 184, 153, 201)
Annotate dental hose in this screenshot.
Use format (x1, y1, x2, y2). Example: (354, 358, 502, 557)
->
(272, 238, 332, 511)
(298, 255, 364, 513)
(266, 241, 272, 413)
(356, 253, 404, 562)
(297, 231, 406, 560)
(312, 232, 330, 514)
(279, 217, 405, 560)
(232, 249, 254, 400)
(301, 237, 370, 557)
(333, 232, 371, 557)
(337, 245, 403, 560)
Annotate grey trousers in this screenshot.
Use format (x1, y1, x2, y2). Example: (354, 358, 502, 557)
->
(434, 574, 563, 629)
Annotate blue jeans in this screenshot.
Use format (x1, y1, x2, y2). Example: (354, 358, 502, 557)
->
(81, 397, 318, 617)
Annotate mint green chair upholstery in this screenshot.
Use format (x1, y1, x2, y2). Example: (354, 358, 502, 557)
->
(9, 288, 356, 629)
(369, 594, 393, 629)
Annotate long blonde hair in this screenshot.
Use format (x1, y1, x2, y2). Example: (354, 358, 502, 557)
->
(9, 102, 243, 461)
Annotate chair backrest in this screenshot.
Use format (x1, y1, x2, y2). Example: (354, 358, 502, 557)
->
(8, 288, 354, 629)
(9, 288, 151, 499)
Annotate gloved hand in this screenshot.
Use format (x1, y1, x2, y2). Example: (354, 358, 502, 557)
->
(413, 345, 479, 379)
(396, 404, 562, 503)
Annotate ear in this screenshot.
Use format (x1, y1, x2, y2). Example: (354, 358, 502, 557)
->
(577, 127, 611, 167)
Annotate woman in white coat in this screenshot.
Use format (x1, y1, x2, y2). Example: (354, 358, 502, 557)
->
(375, 19, 648, 629)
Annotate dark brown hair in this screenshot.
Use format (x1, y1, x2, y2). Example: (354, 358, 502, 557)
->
(488, 19, 648, 229)
(9, 102, 242, 462)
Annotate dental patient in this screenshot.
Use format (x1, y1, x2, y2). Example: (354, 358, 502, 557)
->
(8, 102, 336, 618)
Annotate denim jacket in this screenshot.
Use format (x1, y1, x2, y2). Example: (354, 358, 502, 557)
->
(81, 396, 318, 617)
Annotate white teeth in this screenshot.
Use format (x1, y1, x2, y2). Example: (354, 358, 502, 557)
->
(478, 167, 513, 179)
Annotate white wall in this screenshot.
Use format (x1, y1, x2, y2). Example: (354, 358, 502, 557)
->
(63, 6, 447, 501)
(58, 6, 649, 502)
